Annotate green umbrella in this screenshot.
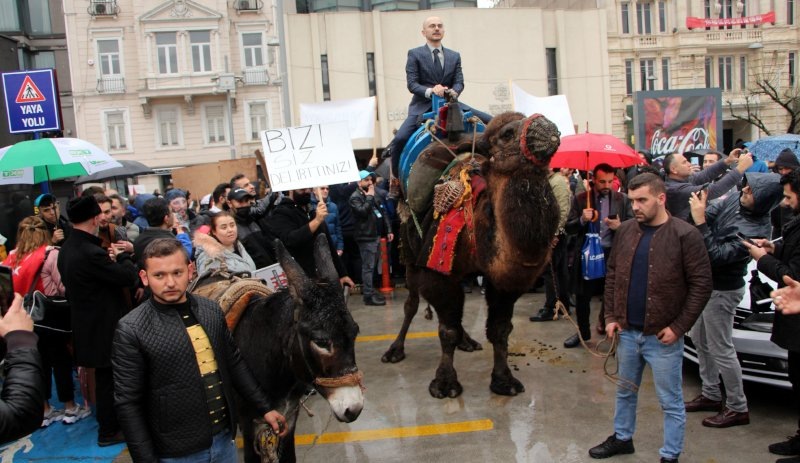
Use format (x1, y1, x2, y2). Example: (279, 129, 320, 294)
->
(0, 138, 122, 184)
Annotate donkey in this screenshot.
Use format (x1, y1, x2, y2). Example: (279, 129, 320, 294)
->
(197, 236, 364, 462)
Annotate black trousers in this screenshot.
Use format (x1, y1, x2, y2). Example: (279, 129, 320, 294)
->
(342, 234, 362, 284)
(575, 277, 605, 338)
(544, 235, 570, 312)
(789, 350, 800, 432)
(37, 330, 74, 403)
(94, 366, 119, 438)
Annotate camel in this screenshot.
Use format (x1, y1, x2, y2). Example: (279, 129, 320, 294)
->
(382, 112, 561, 398)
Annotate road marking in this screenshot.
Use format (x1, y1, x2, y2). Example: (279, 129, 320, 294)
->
(356, 331, 438, 342)
(235, 419, 493, 448)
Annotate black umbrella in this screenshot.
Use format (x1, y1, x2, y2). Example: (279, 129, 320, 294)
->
(74, 160, 154, 184)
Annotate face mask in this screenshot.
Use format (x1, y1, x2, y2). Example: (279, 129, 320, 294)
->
(294, 192, 312, 207)
(234, 207, 250, 221)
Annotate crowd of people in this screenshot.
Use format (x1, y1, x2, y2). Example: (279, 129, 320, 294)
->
(0, 167, 393, 452)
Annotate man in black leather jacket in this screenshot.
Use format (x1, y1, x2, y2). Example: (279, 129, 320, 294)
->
(350, 171, 393, 306)
(112, 238, 287, 462)
(0, 294, 45, 445)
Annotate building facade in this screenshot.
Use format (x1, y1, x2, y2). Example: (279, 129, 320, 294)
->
(63, 0, 286, 191)
(284, 7, 612, 151)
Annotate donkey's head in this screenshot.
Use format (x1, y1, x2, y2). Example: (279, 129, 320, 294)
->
(277, 235, 364, 423)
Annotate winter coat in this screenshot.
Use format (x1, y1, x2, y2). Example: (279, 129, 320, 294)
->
(2, 245, 64, 296)
(311, 197, 344, 252)
(233, 212, 275, 269)
(57, 229, 139, 367)
(604, 216, 713, 337)
(113, 295, 272, 461)
(349, 188, 392, 243)
(565, 189, 633, 295)
(264, 199, 346, 278)
(328, 183, 358, 236)
(695, 173, 783, 290)
(193, 233, 256, 275)
(756, 215, 800, 352)
(666, 159, 743, 221)
(0, 331, 45, 445)
(43, 215, 72, 246)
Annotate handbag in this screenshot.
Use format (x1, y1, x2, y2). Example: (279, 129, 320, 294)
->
(748, 268, 774, 314)
(22, 248, 72, 333)
(581, 221, 606, 280)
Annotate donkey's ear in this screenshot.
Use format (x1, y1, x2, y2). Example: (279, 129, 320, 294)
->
(314, 234, 339, 285)
(274, 239, 310, 301)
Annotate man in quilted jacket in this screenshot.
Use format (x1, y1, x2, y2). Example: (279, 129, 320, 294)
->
(112, 238, 287, 461)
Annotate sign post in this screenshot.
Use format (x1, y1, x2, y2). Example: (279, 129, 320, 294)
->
(2, 69, 62, 134)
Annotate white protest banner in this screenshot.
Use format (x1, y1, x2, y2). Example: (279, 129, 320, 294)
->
(253, 263, 288, 292)
(0, 168, 32, 185)
(299, 97, 376, 139)
(260, 121, 360, 191)
(511, 83, 576, 136)
(128, 184, 146, 195)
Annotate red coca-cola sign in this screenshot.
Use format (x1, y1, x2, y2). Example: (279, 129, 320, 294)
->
(634, 88, 723, 157)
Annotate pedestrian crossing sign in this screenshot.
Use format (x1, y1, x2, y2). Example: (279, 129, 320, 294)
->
(2, 69, 61, 133)
(15, 75, 46, 103)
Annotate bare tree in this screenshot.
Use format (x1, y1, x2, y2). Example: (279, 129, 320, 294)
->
(728, 56, 800, 136)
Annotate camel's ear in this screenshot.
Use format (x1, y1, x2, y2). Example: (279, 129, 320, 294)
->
(313, 234, 339, 285)
(274, 239, 310, 302)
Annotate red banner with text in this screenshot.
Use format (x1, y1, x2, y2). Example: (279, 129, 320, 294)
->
(686, 11, 775, 29)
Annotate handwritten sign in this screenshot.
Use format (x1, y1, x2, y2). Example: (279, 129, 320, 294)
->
(259, 121, 360, 191)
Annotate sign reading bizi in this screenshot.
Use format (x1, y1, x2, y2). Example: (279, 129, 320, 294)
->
(260, 121, 360, 191)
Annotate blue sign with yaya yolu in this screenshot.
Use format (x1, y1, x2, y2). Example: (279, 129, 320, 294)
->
(2, 68, 61, 134)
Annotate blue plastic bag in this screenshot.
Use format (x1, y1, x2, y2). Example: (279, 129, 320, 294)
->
(581, 221, 606, 280)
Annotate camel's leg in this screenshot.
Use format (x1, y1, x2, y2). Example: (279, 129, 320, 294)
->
(382, 264, 421, 363)
(421, 272, 465, 399)
(485, 280, 525, 396)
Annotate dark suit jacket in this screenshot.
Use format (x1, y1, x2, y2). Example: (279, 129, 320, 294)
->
(405, 45, 464, 116)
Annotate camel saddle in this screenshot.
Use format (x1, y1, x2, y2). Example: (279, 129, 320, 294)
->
(190, 269, 273, 331)
(421, 157, 487, 275)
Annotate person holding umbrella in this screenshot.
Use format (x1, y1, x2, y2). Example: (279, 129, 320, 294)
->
(557, 164, 631, 347)
(34, 194, 71, 246)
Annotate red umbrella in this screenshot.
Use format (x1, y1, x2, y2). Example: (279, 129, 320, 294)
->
(549, 133, 641, 172)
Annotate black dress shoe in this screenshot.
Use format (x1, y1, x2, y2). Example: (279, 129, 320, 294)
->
(770, 435, 800, 456)
(97, 430, 125, 447)
(372, 293, 386, 303)
(529, 307, 556, 322)
(589, 434, 634, 459)
(564, 333, 581, 348)
(660, 458, 679, 463)
(364, 296, 386, 306)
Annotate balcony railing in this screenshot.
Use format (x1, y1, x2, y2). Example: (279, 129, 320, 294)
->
(706, 29, 762, 44)
(97, 75, 125, 94)
(243, 67, 268, 85)
(637, 36, 660, 47)
(233, 0, 263, 11)
(88, 0, 119, 16)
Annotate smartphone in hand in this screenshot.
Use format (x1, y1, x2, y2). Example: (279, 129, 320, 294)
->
(0, 265, 13, 316)
(736, 232, 760, 247)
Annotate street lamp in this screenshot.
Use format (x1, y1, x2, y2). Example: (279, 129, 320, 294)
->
(214, 65, 241, 160)
(267, 37, 292, 127)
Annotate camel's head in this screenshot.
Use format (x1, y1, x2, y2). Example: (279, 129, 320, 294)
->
(481, 112, 560, 173)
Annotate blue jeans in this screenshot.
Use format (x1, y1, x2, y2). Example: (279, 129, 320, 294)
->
(613, 329, 685, 460)
(160, 431, 236, 463)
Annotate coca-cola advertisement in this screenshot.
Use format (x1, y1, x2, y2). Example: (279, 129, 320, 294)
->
(634, 88, 723, 158)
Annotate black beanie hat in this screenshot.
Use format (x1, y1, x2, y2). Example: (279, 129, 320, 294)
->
(66, 196, 101, 223)
(775, 148, 800, 169)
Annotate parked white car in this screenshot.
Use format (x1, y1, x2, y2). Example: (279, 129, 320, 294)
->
(683, 260, 791, 389)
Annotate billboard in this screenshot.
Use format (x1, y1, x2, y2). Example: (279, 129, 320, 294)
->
(634, 88, 722, 157)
